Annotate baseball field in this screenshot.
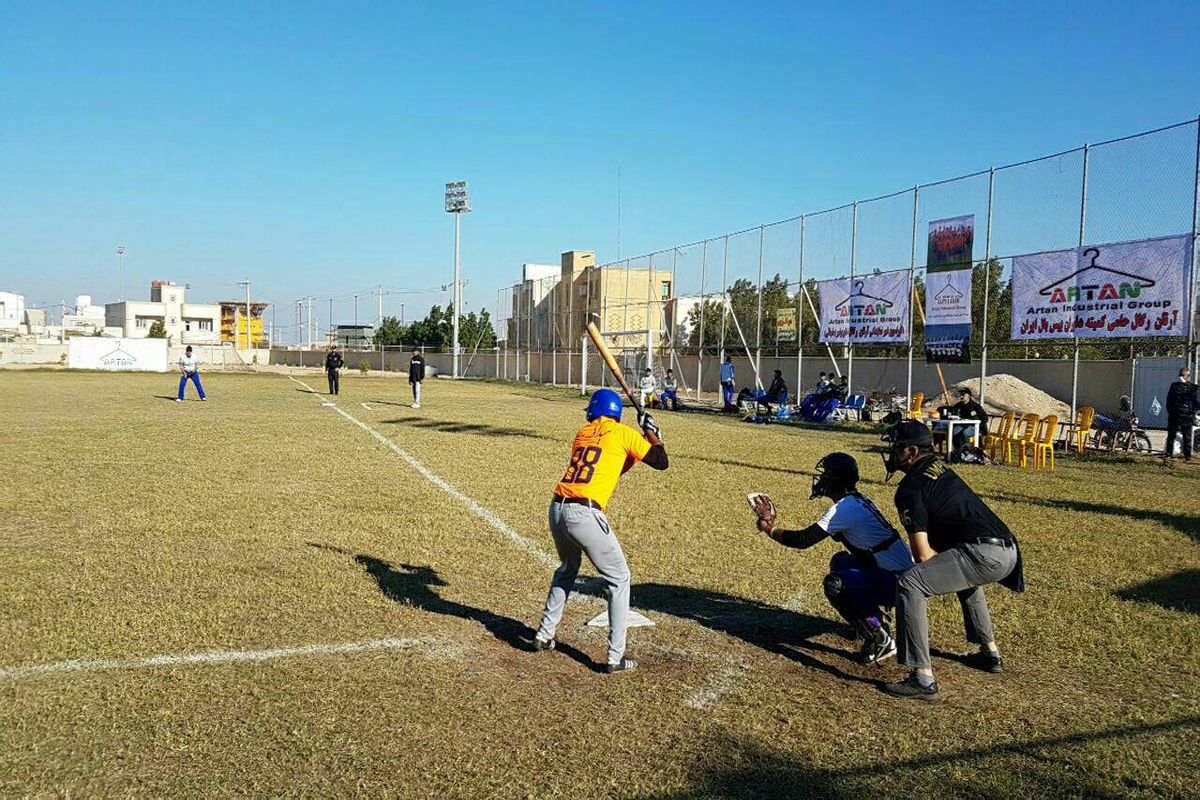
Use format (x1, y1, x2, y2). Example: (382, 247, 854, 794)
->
(1, 369, 1197, 798)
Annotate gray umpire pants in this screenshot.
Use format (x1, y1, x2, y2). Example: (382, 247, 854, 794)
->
(411, 381, 421, 404)
(537, 500, 631, 665)
(895, 542, 1017, 670)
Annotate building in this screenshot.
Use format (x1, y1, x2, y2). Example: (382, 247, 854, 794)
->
(333, 324, 375, 349)
(63, 294, 109, 334)
(219, 301, 270, 348)
(0, 291, 24, 335)
(506, 251, 675, 351)
(105, 281, 221, 345)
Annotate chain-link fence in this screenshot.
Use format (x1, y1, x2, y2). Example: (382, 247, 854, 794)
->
(489, 117, 1200, 433)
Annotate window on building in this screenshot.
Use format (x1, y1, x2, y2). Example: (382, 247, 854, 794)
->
(199, 320, 213, 332)
(661, 281, 671, 299)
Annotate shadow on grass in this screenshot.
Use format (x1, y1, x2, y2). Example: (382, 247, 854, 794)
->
(985, 491, 1200, 544)
(631, 582, 875, 686)
(660, 717, 1200, 798)
(673, 453, 815, 478)
(379, 418, 555, 440)
(307, 544, 600, 671)
(1115, 569, 1200, 614)
(153, 395, 180, 401)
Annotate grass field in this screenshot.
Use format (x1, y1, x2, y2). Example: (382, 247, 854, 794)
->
(1, 369, 1198, 798)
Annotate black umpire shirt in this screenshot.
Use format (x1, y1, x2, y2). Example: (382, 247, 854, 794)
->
(409, 355, 425, 383)
(894, 455, 1012, 553)
(325, 351, 344, 372)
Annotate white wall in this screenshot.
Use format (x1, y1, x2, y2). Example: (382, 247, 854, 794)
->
(68, 337, 169, 372)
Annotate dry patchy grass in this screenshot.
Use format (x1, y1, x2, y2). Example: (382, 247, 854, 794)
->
(1, 369, 1197, 798)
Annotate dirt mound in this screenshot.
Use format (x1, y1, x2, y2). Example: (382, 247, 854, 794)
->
(951, 374, 1070, 419)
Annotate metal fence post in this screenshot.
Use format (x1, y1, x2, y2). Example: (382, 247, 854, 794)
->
(981, 168, 995, 407)
(719, 235, 730, 364)
(907, 186, 920, 406)
(697, 240, 708, 400)
(848, 201, 857, 398)
(1072, 144, 1090, 424)
(755, 225, 765, 382)
(797, 214, 806, 392)
(1190, 116, 1200, 377)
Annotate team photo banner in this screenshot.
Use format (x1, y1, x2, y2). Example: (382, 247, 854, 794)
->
(1012, 234, 1192, 340)
(817, 272, 910, 344)
(924, 215, 975, 363)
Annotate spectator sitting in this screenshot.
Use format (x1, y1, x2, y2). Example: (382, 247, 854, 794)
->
(829, 375, 849, 403)
(814, 371, 830, 395)
(950, 388, 988, 452)
(661, 369, 681, 411)
(765, 370, 789, 404)
(638, 368, 658, 409)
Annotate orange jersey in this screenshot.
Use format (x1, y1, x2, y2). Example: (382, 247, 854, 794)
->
(553, 418, 652, 510)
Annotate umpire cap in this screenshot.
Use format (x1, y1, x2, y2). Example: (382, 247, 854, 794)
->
(882, 419, 933, 450)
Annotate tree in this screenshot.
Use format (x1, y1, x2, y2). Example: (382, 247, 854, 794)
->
(147, 320, 167, 339)
(374, 316, 405, 347)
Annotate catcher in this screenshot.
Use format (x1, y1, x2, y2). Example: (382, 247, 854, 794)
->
(533, 388, 668, 673)
(750, 453, 914, 664)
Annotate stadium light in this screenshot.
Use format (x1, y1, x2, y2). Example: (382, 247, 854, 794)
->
(116, 245, 127, 301)
(445, 181, 471, 378)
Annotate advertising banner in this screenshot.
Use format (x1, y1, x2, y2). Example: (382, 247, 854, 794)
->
(817, 272, 910, 344)
(775, 307, 797, 343)
(925, 215, 974, 363)
(1011, 235, 1192, 340)
(68, 337, 169, 372)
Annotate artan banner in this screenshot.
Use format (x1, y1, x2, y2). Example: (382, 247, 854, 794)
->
(1011, 235, 1192, 340)
(775, 307, 796, 343)
(817, 272, 910, 344)
(925, 215, 975, 363)
(68, 337, 169, 372)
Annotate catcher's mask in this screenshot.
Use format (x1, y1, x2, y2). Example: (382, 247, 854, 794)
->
(880, 420, 933, 482)
(811, 452, 859, 499)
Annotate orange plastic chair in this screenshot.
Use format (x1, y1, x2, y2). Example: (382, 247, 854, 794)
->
(1003, 413, 1040, 467)
(985, 412, 1015, 462)
(909, 392, 925, 420)
(1063, 406, 1095, 455)
(1029, 415, 1059, 471)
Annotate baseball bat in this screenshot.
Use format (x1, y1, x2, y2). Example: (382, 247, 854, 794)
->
(585, 315, 642, 412)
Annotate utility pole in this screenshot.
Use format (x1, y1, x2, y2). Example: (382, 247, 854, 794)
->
(377, 286, 384, 327)
(445, 181, 471, 378)
(238, 279, 251, 350)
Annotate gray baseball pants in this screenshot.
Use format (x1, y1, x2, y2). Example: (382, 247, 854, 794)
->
(537, 500, 631, 665)
(895, 541, 1017, 670)
(411, 381, 421, 405)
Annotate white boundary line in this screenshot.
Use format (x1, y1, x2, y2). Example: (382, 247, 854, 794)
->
(361, 402, 374, 411)
(289, 376, 558, 569)
(0, 638, 424, 684)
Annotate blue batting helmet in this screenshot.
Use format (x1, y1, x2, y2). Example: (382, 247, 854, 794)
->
(586, 388, 624, 422)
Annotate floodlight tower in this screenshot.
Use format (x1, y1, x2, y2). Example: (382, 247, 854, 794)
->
(445, 181, 471, 378)
(116, 246, 127, 301)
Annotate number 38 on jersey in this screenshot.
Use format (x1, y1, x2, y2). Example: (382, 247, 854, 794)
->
(561, 445, 602, 484)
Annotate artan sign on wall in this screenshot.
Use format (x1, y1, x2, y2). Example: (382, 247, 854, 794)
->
(68, 337, 169, 372)
(1011, 235, 1192, 340)
(817, 272, 910, 344)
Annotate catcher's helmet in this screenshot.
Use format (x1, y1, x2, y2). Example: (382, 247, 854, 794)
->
(880, 420, 934, 480)
(811, 452, 859, 499)
(586, 388, 624, 422)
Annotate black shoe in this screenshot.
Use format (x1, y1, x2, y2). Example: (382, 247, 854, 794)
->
(965, 650, 1003, 673)
(606, 658, 638, 674)
(533, 637, 556, 652)
(859, 629, 897, 665)
(882, 672, 940, 701)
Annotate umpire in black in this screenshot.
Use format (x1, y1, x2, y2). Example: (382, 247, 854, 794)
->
(325, 345, 344, 396)
(879, 421, 1024, 700)
(1164, 366, 1197, 461)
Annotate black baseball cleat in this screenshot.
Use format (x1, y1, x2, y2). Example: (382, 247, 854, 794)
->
(606, 658, 638, 674)
(965, 650, 1004, 673)
(533, 637, 556, 652)
(882, 673, 940, 701)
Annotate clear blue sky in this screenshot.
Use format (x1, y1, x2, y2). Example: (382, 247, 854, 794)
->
(2, 1, 1198, 334)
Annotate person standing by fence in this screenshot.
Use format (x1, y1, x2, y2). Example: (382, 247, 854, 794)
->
(176, 345, 207, 402)
(409, 348, 425, 409)
(720, 356, 736, 412)
(324, 346, 344, 396)
(1164, 366, 1197, 461)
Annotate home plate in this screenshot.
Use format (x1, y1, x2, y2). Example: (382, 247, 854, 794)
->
(587, 610, 655, 628)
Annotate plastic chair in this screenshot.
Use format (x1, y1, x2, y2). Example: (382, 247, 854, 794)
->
(1029, 415, 1059, 471)
(1003, 413, 1040, 467)
(909, 392, 925, 420)
(985, 412, 1015, 462)
(1061, 406, 1095, 455)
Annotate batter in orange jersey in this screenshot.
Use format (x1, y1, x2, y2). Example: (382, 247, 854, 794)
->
(534, 388, 669, 673)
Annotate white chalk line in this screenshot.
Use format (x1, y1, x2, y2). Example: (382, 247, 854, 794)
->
(0, 637, 424, 685)
(684, 662, 750, 711)
(289, 375, 558, 569)
(361, 402, 374, 411)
